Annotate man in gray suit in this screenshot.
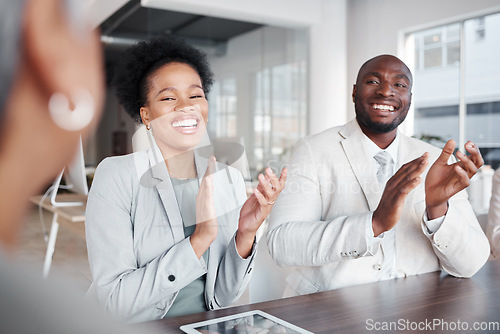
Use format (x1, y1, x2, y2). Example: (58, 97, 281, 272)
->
(267, 55, 490, 297)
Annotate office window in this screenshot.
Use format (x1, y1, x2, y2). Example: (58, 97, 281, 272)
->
(208, 78, 237, 138)
(207, 26, 308, 179)
(414, 24, 460, 70)
(407, 11, 500, 213)
(253, 61, 307, 174)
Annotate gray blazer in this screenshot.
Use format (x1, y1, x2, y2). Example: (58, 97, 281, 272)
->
(85, 144, 255, 323)
(267, 119, 490, 296)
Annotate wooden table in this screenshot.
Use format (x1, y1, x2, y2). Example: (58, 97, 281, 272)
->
(30, 194, 87, 278)
(152, 259, 500, 333)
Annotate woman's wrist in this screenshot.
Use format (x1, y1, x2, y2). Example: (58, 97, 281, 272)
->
(235, 230, 256, 259)
(189, 232, 211, 259)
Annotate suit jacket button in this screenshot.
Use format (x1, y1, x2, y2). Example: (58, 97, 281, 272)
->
(168, 274, 175, 282)
(373, 264, 381, 271)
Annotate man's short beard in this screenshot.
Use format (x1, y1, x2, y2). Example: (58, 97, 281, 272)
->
(355, 104, 408, 134)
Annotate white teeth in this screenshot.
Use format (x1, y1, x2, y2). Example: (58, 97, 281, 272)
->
(172, 119, 198, 128)
(373, 104, 395, 111)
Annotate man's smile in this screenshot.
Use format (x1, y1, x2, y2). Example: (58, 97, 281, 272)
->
(371, 104, 395, 111)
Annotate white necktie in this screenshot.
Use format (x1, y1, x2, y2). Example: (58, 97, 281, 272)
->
(374, 151, 394, 189)
(373, 150, 397, 279)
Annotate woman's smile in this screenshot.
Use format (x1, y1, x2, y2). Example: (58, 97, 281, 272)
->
(171, 114, 200, 134)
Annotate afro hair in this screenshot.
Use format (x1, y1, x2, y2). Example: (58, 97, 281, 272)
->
(112, 35, 214, 122)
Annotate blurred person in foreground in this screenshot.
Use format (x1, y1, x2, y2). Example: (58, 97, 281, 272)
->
(267, 54, 490, 297)
(487, 168, 500, 259)
(85, 35, 286, 323)
(0, 0, 143, 332)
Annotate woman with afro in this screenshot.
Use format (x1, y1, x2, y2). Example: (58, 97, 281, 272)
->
(85, 35, 286, 323)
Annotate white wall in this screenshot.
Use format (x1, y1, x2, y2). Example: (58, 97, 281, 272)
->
(309, 0, 348, 134)
(347, 0, 500, 133)
(142, 0, 321, 27)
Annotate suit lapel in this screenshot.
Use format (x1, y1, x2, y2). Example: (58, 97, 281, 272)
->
(340, 120, 381, 211)
(148, 142, 185, 242)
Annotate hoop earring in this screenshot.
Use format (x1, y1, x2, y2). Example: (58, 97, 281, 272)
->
(48, 88, 95, 131)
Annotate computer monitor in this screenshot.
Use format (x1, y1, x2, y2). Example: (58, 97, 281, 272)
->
(50, 137, 88, 207)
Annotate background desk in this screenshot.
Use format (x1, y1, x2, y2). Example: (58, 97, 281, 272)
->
(153, 259, 500, 333)
(30, 194, 87, 278)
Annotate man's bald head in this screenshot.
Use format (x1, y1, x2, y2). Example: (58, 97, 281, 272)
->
(355, 55, 413, 88)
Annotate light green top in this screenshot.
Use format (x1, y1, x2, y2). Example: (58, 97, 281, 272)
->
(166, 177, 208, 318)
